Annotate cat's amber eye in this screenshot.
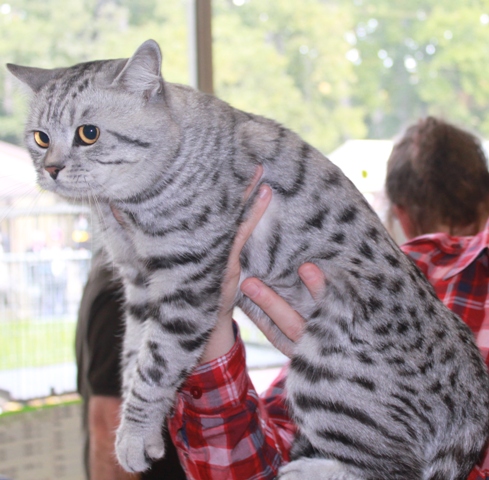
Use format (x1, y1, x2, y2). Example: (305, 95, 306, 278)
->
(34, 131, 50, 149)
(77, 125, 100, 145)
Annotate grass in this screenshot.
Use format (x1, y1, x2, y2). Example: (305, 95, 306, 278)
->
(0, 318, 76, 370)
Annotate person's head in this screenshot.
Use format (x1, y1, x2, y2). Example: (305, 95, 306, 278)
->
(385, 116, 489, 239)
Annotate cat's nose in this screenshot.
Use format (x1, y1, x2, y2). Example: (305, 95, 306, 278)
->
(45, 165, 65, 180)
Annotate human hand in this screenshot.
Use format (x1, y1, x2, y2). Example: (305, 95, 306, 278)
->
(240, 263, 326, 345)
(200, 167, 272, 363)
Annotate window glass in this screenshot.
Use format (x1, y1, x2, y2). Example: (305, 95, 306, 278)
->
(212, 0, 489, 240)
(213, 0, 489, 149)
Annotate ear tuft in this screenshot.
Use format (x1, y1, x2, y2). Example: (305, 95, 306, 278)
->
(7, 64, 63, 93)
(113, 39, 163, 98)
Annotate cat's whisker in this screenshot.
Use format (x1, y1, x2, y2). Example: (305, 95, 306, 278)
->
(85, 180, 105, 227)
(27, 188, 47, 214)
(82, 175, 111, 253)
(90, 175, 130, 211)
(87, 189, 118, 275)
(0, 180, 37, 201)
(0, 186, 46, 224)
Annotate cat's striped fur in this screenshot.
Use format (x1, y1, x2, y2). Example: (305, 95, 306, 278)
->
(8, 40, 489, 479)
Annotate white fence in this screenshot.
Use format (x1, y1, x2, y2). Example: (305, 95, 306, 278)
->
(0, 250, 91, 401)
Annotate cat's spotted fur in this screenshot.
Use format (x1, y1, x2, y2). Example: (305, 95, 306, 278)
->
(8, 40, 489, 479)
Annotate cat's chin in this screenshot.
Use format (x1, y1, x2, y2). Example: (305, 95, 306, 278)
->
(40, 183, 96, 203)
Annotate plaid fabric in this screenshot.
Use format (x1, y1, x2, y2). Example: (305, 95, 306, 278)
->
(402, 218, 489, 477)
(401, 220, 489, 367)
(168, 221, 489, 479)
(469, 471, 489, 480)
(168, 329, 294, 480)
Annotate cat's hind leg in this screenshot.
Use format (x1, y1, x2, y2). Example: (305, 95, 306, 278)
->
(278, 458, 361, 480)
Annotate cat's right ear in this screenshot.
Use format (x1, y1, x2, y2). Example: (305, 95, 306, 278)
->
(6, 64, 62, 93)
(113, 39, 164, 99)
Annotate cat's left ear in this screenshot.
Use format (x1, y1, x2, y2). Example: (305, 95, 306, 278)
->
(113, 39, 163, 99)
(6, 64, 64, 93)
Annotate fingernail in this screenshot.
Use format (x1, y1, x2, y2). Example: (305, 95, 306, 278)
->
(259, 185, 270, 198)
(299, 263, 318, 282)
(241, 280, 260, 298)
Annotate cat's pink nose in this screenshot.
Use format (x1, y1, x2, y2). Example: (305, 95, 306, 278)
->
(45, 165, 65, 180)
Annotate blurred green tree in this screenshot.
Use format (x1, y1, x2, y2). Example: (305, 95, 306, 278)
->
(351, 0, 489, 139)
(2, 0, 489, 151)
(0, 0, 188, 145)
(213, 0, 366, 154)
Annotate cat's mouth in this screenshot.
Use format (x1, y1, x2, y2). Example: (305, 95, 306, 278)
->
(39, 169, 101, 200)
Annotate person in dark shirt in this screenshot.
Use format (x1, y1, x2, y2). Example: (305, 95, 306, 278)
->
(76, 249, 186, 480)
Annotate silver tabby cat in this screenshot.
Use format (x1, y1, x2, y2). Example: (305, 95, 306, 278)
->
(8, 40, 489, 479)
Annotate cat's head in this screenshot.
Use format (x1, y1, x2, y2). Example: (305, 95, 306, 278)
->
(7, 40, 180, 203)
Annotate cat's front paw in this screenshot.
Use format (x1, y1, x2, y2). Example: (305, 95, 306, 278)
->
(115, 420, 165, 472)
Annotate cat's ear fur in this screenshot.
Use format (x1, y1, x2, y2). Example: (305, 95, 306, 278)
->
(6, 64, 64, 93)
(113, 39, 164, 99)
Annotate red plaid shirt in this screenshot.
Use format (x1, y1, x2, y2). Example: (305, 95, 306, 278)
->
(168, 220, 489, 480)
(402, 220, 489, 479)
(168, 332, 293, 480)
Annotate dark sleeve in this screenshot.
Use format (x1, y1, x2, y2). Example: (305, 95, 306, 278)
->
(86, 286, 126, 396)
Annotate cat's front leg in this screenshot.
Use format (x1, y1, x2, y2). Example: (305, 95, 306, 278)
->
(120, 311, 145, 398)
(115, 304, 215, 472)
(118, 274, 152, 393)
(99, 206, 149, 398)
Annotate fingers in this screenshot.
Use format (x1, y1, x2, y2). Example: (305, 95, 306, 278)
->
(298, 263, 326, 300)
(231, 184, 272, 256)
(241, 263, 326, 344)
(240, 278, 305, 342)
(218, 174, 271, 323)
(243, 165, 264, 202)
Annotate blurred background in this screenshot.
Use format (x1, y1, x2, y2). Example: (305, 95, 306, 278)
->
(1, 0, 489, 476)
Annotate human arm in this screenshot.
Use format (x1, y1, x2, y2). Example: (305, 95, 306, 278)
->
(168, 167, 327, 478)
(167, 262, 326, 480)
(167, 170, 290, 479)
(168, 329, 294, 480)
(199, 172, 327, 361)
(88, 396, 139, 480)
(82, 280, 140, 480)
(199, 167, 271, 363)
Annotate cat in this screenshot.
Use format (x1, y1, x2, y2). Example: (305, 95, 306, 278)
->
(7, 40, 489, 479)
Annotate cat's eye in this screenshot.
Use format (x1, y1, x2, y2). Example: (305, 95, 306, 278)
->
(34, 131, 50, 149)
(77, 125, 100, 145)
